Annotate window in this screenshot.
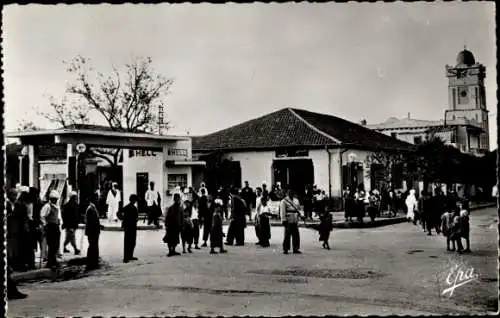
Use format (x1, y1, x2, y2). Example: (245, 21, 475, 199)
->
(452, 88, 456, 107)
(390, 132, 397, 138)
(475, 87, 479, 106)
(413, 136, 422, 144)
(168, 174, 187, 190)
(475, 114, 478, 121)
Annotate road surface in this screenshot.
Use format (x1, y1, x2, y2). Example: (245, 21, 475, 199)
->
(8, 206, 498, 316)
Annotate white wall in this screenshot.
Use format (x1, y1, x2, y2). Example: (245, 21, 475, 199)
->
(225, 151, 275, 188)
(122, 149, 164, 206)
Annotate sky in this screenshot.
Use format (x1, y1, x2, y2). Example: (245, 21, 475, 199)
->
(3, 3, 497, 149)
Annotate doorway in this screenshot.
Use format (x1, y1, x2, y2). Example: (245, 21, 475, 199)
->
(272, 159, 314, 197)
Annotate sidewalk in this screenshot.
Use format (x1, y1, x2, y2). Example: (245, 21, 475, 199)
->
(11, 255, 87, 283)
(77, 201, 496, 232)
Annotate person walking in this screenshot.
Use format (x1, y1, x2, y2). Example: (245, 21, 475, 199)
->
(225, 189, 247, 246)
(354, 187, 367, 223)
(7, 188, 22, 271)
(419, 190, 434, 235)
(62, 191, 81, 255)
(181, 200, 194, 253)
(440, 209, 456, 252)
(240, 181, 255, 222)
(85, 192, 103, 271)
(405, 189, 418, 225)
(15, 187, 33, 271)
(254, 187, 263, 245)
(40, 190, 62, 269)
(191, 199, 201, 249)
(145, 181, 161, 229)
(318, 210, 333, 250)
(122, 194, 139, 263)
(164, 193, 183, 257)
(106, 182, 121, 223)
(258, 196, 273, 247)
(304, 185, 314, 221)
(199, 189, 211, 247)
(280, 190, 303, 254)
(367, 191, 378, 224)
(458, 200, 471, 253)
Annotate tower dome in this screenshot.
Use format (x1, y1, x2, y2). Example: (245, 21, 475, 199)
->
(456, 48, 476, 66)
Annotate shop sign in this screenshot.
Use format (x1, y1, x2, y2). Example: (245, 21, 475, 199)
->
(129, 149, 158, 158)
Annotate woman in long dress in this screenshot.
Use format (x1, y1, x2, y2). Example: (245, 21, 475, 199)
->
(405, 189, 418, 224)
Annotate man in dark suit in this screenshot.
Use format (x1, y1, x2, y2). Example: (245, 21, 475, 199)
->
(122, 194, 139, 263)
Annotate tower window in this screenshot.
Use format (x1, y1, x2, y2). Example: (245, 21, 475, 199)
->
(452, 88, 456, 106)
(475, 87, 479, 106)
(475, 114, 478, 121)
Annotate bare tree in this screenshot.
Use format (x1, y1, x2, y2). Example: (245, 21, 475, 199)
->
(39, 55, 173, 167)
(16, 119, 40, 132)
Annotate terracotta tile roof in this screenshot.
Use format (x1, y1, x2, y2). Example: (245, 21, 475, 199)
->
(291, 108, 414, 151)
(193, 108, 413, 152)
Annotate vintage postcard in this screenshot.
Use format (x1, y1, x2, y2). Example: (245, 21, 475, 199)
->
(2, 2, 498, 316)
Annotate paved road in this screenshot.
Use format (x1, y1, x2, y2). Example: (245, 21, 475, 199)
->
(9, 207, 498, 316)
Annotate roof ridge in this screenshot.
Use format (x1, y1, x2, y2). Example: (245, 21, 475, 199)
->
(288, 108, 342, 144)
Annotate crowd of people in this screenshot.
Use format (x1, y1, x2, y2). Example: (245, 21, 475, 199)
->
(7, 178, 480, 300)
(115, 180, 335, 260)
(404, 187, 472, 254)
(6, 184, 97, 300)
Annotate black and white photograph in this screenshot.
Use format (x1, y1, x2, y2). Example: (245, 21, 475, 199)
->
(2, 2, 498, 316)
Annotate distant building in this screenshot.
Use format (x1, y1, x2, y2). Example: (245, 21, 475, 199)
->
(367, 48, 489, 156)
(192, 107, 414, 198)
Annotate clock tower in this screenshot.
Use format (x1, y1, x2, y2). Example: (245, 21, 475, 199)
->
(445, 47, 489, 151)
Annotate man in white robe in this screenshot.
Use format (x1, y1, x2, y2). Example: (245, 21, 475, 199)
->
(106, 183, 121, 223)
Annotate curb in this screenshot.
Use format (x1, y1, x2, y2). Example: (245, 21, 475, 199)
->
(77, 203, 495, 232)
(11, 257, 88, 283)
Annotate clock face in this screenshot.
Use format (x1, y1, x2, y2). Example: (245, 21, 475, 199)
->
(457, 69, 468, 78)
(458, 87, 469, 104)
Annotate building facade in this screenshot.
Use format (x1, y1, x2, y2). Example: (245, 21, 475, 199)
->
(192, 108, 414, 199)
(367, 48, 489, 156)
(7, 126, 204, 207)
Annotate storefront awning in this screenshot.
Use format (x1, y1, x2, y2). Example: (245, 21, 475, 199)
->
(165, 160, 206, 167)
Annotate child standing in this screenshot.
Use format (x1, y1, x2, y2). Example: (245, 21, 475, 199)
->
(181, 201, 194, 254)
(318, 211, 333, 250)
(210, 199, 228, 254)
(440, 210, 456, 252)
(449, 210, 464, 254)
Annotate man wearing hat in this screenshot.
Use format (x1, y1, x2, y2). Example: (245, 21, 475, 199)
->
(280, 190, 303, 254)
(62, 191, 81, 255)
(40, 190, 62, 268)
(122, 194, 139, 263)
